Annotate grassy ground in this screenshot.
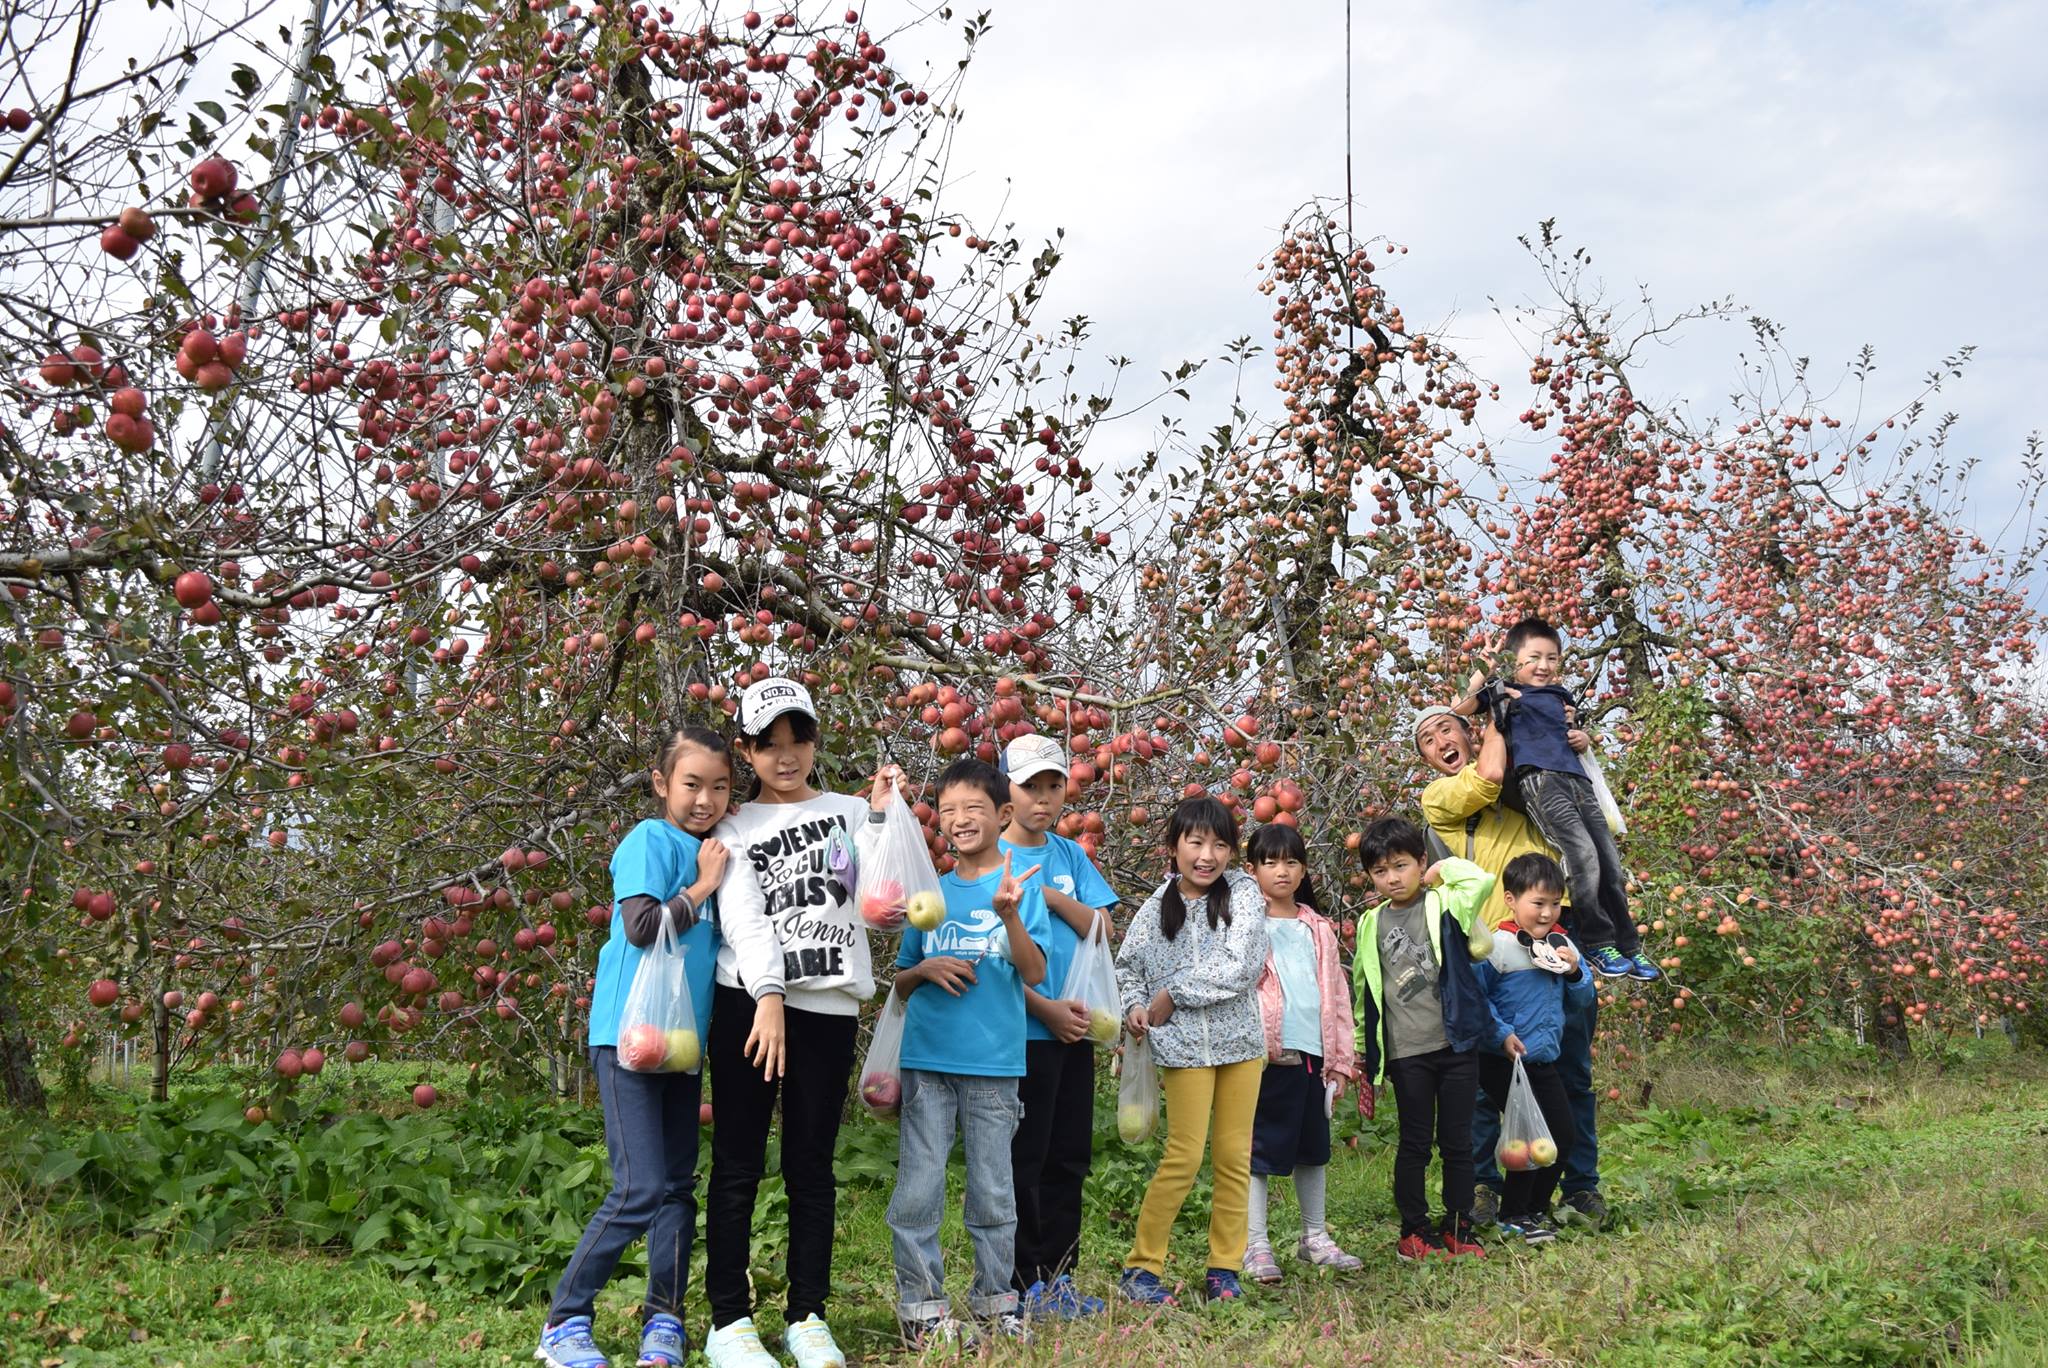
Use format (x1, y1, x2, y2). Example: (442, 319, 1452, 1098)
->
(6, 1046, 2048, 1367)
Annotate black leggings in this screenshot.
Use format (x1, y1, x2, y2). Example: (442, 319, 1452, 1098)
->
(704, 986, 858, 1329)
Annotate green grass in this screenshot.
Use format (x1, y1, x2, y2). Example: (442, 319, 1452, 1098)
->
(6, 1047, 2048, 1366)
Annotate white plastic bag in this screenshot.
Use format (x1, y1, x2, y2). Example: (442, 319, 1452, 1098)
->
(615, 909, 701, 1074)
(1580, 748, 1627, 837)
(858, 990, 909, 1117)
(1116, 1029, 1159, 1144)
(1059, 912, 1122, 1045)
(853, 791, 944, 933)
(1497, 1056, 1559, 1169)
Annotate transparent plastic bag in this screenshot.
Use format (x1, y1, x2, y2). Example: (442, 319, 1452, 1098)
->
(1580, 748, 1627, 837)
(1496, 1056, 1559, 1169)
(615, 908, 701, 1074)
(858, 990, 909, 1117)
(1115, 1028, 1159, 1144)
(1059, 912, 1122, 1045)
(853, 791, 944, 933)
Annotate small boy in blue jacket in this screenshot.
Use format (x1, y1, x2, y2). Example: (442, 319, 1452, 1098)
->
(1474, 852, 1596, 1244)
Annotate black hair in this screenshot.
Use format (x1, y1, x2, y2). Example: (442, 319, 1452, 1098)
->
(1245, 822, 1321, 912)
(733, 705, 821, 799)
(1159, 796, 1239, 940)
(934, 757, 1009, 812)
(1503, 615, 1563, 659)
(1502, 851, 1566, 898)
(655, 724, 733, 780)
(1357, 816, 1426, 871)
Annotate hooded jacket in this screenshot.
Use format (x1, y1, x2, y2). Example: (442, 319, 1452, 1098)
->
(1473, 927, 1596, 1062)
(1350, 858, 1504, 1085)
(1254, 904, 1358, 1082)
(1115, 869, 1269, 1069)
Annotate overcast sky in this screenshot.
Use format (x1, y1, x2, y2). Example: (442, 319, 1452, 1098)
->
(876, 0, 2047, 594)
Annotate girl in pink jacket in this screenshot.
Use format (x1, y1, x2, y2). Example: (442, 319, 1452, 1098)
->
(1243, 823, 1363, 1282)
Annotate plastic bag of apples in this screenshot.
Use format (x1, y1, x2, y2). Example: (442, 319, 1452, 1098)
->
(1496, 1056, 1560, 1171)
(853, 790, 945, 933)
(616, 908, 702, 1075)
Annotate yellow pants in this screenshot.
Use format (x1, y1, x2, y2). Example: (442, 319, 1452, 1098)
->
(1125, 1057, 1264, 1275)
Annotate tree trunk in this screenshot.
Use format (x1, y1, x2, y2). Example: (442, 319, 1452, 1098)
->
(0, 967, 46, 1111)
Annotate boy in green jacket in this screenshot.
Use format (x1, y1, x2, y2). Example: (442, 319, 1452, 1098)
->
(1351, 818, 1512, 1260)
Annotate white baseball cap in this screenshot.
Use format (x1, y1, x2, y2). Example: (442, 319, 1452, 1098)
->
(1001, 733, 1069, 784)
(738, 677, 817, 735)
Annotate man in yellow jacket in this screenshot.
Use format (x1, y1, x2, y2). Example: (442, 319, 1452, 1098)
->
(1413, 705, 1610, 1229)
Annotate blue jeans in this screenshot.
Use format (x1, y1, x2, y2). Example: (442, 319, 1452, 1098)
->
(887, 1068, 1021, 1320)
(1474, 995, 1599, 1197)
(550, 1046, 701, 1323)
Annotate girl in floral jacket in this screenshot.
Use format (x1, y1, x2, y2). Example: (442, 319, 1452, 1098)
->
(1242, 822, 1363, 1281)
(1114, 797, 1270, 1305)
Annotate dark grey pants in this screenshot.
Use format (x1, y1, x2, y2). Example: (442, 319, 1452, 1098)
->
(1519, 768, 1638, 955)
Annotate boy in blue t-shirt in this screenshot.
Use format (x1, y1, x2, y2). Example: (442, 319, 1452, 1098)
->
(998, 734, 1117, 1318)
(1455, 616, 1660, 982)
(889, 759, 1052, 1351)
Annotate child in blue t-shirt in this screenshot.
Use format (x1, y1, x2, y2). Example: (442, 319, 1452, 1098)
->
(538, 726, 739, 1368)
(888, 759, 1052, 1351)
(1455, 615, 1660, 982)
(997, 734, 1117, 1318)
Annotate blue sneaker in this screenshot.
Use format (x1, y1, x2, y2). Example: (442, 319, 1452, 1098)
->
(636, 1313, 686, 1368)
(1627, 954, 1664, 982)
(1588, 946, 1633, 978)
(1022, 1274, 1106, 1319)
(1203, 1267, 1245, 1302)
(536, 1315, 610, 1368)
(1117, 1267, 1177, 1306)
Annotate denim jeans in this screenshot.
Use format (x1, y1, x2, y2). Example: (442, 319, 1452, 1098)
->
(549, 1045, 700, 1323)
(887, 1068, 1021, 1320)
(1475, 994, 1600, 1196)
(1519, 768, 1639, 955)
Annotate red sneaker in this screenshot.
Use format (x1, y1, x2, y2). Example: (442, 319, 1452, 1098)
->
(1440, 1225, 1487, 1259)
(1396, 1231, 1445, 1262)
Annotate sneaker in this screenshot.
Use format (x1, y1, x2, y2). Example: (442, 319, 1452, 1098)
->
(1518, 1214, 1560, 1245)
(1242, 1238, 1282, 1284)
(1395, 1230, 1445, 1262)
(1117, 1267, 1178, 1306)
(1561, 1189, 1609, 1228)
(536, 1316, 610, 1368)
(1203, 1268, 1245, 1302)
(783, 1314, 845, 1368)
(1295, 1230, 1363, 1272)
(979, 1309, 1031, 1342)
(899, 1314, 976, 1352)
(1627, 953, 1664, 982)
(1588, 946, 1633, 977)
(1438, 1224, 1487, 1259)
(1020, 1274, 1106, 1318)
(1471, 1186, 1502, 1227)
(637, 1314, 687, 1368)
(703, 1318, 779, 1368)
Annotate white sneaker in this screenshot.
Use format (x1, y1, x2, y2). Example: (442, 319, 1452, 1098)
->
(783, 1315, 846, 1368)
(703, 1318, 780, 1368)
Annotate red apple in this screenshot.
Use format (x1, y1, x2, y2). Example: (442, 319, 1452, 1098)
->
(87, 978, 119, 1008)
(860, 1070, 901, 1116)
(65, 710, 97, 740)
(300, 1047, 325, 1075)
(275, 1049, 304, 1079)
(412, 1083, 437, 1108)
(99, 225, 140, 260)
(699, 1102, 714, 1126)
(5, 109, 30, 132)
(173, 571, 213, 609)
(619, 1022, 667, 1071)
(190, 156, 237, 200)
(117, 207, 155, 241)
(1497, 1139, 1532, 1171)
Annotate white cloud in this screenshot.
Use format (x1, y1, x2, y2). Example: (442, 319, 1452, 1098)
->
(880, 0, 2047, 580)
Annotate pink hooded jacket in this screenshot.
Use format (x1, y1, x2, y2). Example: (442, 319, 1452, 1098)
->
(1255, 904, 1358, 1081)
